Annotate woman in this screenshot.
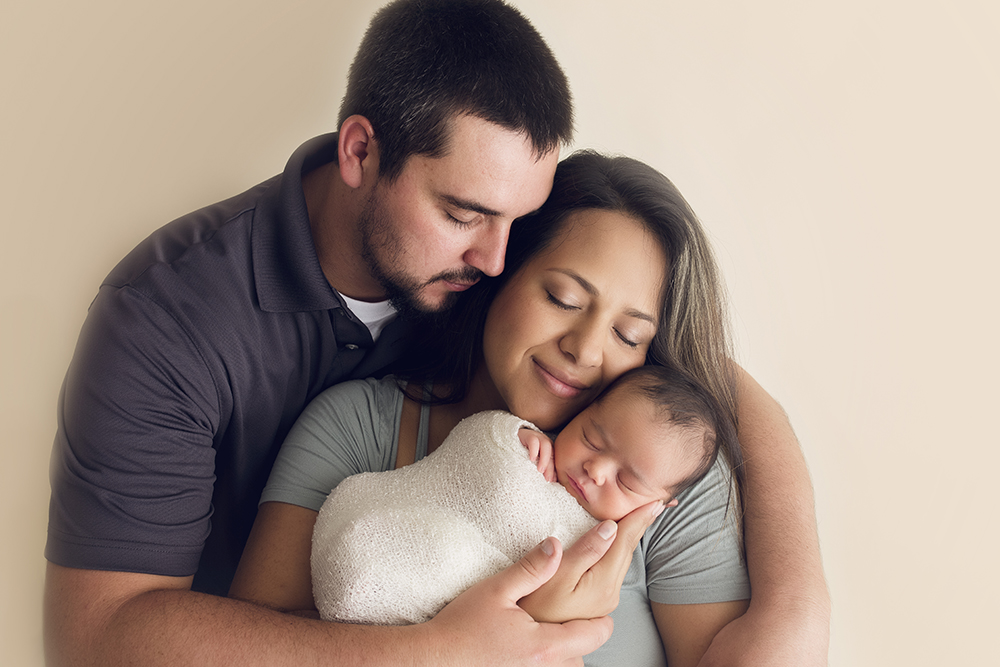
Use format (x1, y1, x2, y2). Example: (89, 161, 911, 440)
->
(231, 151, 749, 666)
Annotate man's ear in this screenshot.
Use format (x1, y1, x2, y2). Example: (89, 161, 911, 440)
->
(338, 115, 378, 189)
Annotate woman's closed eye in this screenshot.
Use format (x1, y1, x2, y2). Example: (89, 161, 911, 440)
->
(613, 327, 639, 349)
(546, 291, 579, 311)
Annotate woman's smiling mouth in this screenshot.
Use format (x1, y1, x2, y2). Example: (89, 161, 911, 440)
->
(532, 358, 588, 399)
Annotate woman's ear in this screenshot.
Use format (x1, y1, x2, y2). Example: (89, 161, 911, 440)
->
(338, 115, 379, 189)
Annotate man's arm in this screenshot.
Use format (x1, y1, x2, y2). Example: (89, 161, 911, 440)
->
(697, 367, 830, 666)
(654, 600, 749, 667)
(45, 537, 613, 667)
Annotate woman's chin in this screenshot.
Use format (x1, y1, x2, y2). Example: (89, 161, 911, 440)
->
(513, 402, 576, 432)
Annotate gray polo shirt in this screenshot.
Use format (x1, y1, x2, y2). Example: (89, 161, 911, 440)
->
(46, 134, 408, 595)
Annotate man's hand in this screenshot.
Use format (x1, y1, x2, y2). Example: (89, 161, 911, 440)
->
(519, 428, 556, 482)
(46, 538, 613, 667)
(426, 537, 614, 666)
(518, 500, 664, 623)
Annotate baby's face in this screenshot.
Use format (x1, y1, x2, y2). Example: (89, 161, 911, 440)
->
(553, 390, 701, 521)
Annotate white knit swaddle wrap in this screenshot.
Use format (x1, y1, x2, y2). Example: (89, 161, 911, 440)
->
(311, 410, 598, 625)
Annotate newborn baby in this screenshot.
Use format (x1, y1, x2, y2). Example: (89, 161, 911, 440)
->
(311, 365, 725, 625)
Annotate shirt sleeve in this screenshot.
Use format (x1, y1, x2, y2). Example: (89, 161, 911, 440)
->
(642, 458, 751, 604)
(46, 285, 221, 576)
(260, 377, 401, 511)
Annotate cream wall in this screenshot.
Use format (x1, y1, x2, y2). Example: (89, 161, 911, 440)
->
(2, 1, 997, 665)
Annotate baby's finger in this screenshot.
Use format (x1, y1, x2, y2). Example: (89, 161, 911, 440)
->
(537, 441, 553, 476)
(544, 463, 557, 483)
(519, 429, 541, 463)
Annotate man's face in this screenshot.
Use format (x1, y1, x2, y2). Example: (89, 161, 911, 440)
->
(360, 114, 559, 313)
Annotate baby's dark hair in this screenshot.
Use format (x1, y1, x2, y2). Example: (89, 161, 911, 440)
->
(596, 365, 740, 498)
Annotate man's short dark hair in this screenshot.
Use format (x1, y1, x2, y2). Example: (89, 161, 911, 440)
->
(340, 0, 573, 182)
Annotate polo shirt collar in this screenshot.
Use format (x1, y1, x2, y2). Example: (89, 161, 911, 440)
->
(252, 133, 347, 313)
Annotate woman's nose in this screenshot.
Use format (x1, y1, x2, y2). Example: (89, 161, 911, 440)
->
(560, 316, 604, 368)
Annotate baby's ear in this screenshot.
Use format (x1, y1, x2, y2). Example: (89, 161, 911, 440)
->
(664, 497, 679, 508)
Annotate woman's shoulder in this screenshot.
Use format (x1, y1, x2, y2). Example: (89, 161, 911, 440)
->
(304, 376, 405, 422)
(262, 376, 406, 510)
(638, 457, 749, 604)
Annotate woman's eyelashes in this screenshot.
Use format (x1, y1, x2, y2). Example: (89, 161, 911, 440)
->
(614, 328, 639, 348)
(545, 291, 578, 311)
(545, 286, 648, 350)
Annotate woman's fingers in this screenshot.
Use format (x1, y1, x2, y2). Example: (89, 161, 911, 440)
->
(596, 501, 665, 575)
(561, 501, 664, 580)
(557, 521, 618, 579)
(517, 501, 666, 623)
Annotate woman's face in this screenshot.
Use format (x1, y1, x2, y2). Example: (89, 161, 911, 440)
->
(482, 208, 668, 430)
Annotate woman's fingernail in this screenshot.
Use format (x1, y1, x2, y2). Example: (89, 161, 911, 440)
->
(541, 537, 555, 556)
(598, 521, 617, 540)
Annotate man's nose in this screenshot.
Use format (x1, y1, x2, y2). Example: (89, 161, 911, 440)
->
(463, 221, 510, 277)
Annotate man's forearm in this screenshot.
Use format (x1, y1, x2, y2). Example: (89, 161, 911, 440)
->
(45, 570, 430, 667)
(735, 368, 830, 615)
(46, 537, 613, 667)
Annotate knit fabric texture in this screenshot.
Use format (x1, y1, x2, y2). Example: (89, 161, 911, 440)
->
(311, 410, 598, 624)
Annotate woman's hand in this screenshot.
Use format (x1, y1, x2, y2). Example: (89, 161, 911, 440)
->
(517, 500, 664, 623)
(519, 428, 556, 482)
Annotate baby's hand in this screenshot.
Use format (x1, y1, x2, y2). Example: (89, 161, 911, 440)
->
(518, 428, 557, 482)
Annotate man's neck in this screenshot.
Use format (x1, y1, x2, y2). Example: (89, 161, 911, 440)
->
(303, 161, 385, 301)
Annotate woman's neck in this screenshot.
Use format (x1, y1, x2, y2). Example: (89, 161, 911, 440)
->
(427, 364, 507, 453)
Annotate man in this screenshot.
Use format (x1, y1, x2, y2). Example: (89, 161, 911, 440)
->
(44, 1, 639, 664)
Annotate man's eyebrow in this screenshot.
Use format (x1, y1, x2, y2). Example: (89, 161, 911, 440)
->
(550, 269, 658, 325)
(441, 194, 501, 218)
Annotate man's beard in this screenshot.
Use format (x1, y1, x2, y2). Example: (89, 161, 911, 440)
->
(358, 190, 482, 318)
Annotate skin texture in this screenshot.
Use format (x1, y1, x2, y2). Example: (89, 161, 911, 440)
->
(45, 537, 615, 667)
(518, 387, 698, 523)
(42, 115, 594, 667)
(232, 208, 747, 663)
(480, 208, 666, 431)
(309, 114, 559, 312)
(45, 116, 829, 665)
(694, 367, 831, 667)
(552, 390, 694, 522)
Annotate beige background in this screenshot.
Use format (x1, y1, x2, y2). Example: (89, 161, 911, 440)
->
(2, 0, 997, 665)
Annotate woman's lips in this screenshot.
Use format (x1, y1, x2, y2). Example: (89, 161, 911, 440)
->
(532, 358, 587, 399)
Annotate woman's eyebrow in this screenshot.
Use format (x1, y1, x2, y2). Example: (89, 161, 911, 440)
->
(550, 269, 657, 324)
(441, 194, 501, 217)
